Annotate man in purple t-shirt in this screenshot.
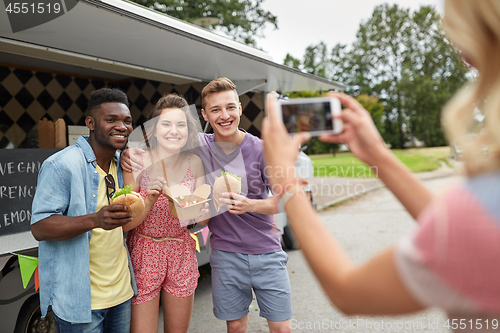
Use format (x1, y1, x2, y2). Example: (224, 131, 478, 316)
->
(199, 78, 292, 333)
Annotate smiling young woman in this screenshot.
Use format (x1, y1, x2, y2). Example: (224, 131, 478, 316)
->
(121, 94, 209, 333)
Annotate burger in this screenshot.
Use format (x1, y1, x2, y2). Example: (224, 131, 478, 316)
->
(213, 171, 241, 212)
(111, 185, 145, 218)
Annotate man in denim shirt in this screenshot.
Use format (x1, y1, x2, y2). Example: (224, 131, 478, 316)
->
(31, 88, 137, 332)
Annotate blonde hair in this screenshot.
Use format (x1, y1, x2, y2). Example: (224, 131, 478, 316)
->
(441, 0, 500, 175)
(201, 77, 238, 109)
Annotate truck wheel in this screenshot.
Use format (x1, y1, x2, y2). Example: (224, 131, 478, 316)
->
(282, 224, 299, 250)
(14, 296, 57, 333)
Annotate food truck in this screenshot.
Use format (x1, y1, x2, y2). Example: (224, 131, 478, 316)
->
(0, 0, 344, 331)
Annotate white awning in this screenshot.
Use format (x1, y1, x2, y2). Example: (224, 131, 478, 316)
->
(0, 0, 345, 92)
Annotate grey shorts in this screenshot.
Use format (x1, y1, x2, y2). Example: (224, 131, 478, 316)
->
(210, 249, 292, 322)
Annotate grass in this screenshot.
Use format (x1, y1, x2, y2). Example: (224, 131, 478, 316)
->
(439, 157, 454, 168)
(323, 192, 370, 210)
(311, 147, 451, 178)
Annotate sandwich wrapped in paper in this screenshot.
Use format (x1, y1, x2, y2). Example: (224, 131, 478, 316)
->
(213, 171, 242, 212)
(111, 185, 145, 218)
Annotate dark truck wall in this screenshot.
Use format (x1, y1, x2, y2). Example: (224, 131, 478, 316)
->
(0, 65, 265, 150)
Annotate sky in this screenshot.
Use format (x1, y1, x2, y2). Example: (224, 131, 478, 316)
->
(254, 0, 444, 64)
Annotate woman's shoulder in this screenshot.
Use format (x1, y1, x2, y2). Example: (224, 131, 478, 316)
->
(190, 153, 203, 165)
(189, 153, 204, 176)
(464, 172, 500, 218)
(435, 173, 500, 222)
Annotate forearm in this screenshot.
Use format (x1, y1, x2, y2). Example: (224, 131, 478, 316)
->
(31, 214, 96, 241)
(284, 189, 355, 298)
(123, 170, 139, 192)
(251, 197, 278, 215)
(338, 249, 424, 315)
(372, 149, 433, 220)
(284, 189, 423, 315)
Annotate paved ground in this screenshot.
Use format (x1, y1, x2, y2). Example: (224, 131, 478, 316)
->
(159, 163, 463, 332)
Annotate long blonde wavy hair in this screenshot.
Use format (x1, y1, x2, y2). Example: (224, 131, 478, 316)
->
(441, 0, 500, 175)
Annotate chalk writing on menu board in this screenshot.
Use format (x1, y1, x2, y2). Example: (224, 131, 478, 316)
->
(0, 149, 59, 236)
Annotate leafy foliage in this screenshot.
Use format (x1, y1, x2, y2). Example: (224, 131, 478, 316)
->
(283, 53, 301, 70)
(128, 0, 277, 46)
(283, 5, 469, 148)
(355, 94, 384, 135)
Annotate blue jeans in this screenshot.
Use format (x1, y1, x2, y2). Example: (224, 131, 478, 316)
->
(54, 299, 131, 333)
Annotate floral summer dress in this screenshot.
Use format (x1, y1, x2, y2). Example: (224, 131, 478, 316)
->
(126, 154, 199, 303)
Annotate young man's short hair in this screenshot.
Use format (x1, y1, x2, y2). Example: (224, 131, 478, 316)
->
(201, 77, 238, 109)
(88, 88, 129, 115)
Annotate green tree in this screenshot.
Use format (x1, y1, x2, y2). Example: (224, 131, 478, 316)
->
(330, 44, 358, 93)
(355, 94, 384, 135)
(402, 6, 468, 146)
(346, 5, 468, 147)
(283, 53, 301, 70)
(352, 4, 413, 148)
(302, 42, 329, 78)
(285, 5, 469, 148)
(128, 0, 277, 46)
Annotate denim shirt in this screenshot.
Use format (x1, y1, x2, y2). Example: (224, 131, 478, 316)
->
(31, 136, 137, 323)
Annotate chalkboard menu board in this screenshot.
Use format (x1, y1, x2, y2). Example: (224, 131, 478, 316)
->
(0, 149, 59, 236)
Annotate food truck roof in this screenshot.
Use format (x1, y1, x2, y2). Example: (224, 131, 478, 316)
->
(0, 0, 345, 92)
(0, 0, 344, 254)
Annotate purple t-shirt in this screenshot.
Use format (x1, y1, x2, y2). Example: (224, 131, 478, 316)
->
(196, 131, 282, 254)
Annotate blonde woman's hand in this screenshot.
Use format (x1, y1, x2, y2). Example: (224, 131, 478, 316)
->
(319, 93, 388, 167)
(261, 93, 311, 188)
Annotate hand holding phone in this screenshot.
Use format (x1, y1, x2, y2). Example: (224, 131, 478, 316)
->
(318, 93, 387, 168)
(277, 96, 343, 136)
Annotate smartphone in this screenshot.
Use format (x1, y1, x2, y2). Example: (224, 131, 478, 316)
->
(277, 97, 342, 136)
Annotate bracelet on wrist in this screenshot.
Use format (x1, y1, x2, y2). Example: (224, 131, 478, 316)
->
(273, 178, 304, 198)
(273, 178, 305, 213)
(278, 185, 304, 213)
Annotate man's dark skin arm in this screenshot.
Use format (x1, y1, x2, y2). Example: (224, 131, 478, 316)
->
(31, 204, 132, 241)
